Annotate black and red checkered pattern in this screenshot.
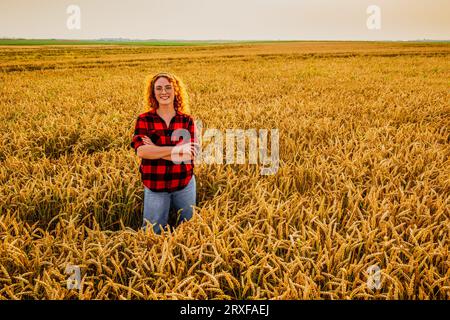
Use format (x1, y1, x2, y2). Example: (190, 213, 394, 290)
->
(130, 109, 195, 192)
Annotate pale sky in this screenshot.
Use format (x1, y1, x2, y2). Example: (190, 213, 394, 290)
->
(1, 0, 449, 40)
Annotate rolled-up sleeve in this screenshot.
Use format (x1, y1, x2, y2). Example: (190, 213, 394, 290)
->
(130, 116, 147, 155)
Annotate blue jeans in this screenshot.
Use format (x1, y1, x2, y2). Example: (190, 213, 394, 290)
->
(142, 175, 196, 234)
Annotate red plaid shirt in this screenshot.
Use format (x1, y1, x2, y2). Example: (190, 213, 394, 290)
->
(130, 109, 196, 192)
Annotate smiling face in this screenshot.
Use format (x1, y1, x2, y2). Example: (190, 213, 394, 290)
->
(154, 76, 175, 108)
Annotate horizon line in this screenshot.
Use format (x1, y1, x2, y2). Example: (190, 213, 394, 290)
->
(1, 37, 449, 42)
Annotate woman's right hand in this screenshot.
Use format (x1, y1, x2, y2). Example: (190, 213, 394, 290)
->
(142, 136, 153, 145)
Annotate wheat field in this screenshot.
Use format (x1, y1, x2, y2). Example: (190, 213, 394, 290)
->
(0, 42, 449, 299)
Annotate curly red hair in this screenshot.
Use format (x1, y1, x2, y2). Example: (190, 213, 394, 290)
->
(144, 72, 190, 115)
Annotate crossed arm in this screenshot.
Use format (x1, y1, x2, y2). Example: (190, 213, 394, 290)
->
(136, 136, 198, 162)
(132, 116, 198, 162)
(136, 136, 173, 160)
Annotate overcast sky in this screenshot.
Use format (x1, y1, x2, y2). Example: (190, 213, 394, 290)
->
(1, 0, 449, 40)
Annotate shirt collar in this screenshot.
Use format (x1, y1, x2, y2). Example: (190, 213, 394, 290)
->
(149, 108, 181, 116)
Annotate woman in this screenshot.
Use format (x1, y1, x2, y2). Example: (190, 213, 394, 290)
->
(130, 72, 198, 234)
